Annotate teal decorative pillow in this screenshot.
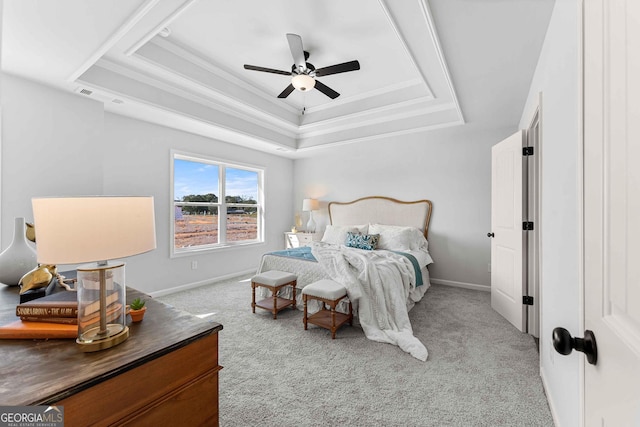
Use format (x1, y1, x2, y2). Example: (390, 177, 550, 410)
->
(345, 232, 380, 251)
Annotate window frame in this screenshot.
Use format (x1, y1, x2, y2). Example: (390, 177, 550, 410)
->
(171, 150, 264, 257)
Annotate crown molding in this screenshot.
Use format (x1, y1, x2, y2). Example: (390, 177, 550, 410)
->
(295, 119, 463, 155)
(299, 98, 453, 138)
(67, 0, 161, 83)
(418, 0, 464, 123)
(124, 0, 200, 56)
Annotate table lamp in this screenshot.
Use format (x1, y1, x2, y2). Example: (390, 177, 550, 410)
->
(32, 196, 156, 352)
(302, 198, 319, 233)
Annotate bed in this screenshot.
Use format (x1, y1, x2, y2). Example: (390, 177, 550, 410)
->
(256, 196, 434, 360)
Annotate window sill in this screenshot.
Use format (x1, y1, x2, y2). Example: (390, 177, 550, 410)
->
(171, 240, 265, 258)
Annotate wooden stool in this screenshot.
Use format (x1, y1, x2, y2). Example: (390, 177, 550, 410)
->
(302, 279, 353, 339)
(251, 270, 297, 319)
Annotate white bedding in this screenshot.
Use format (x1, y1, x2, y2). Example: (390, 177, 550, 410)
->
(256, 250, 430, 312)
(311, 242, 429, 361)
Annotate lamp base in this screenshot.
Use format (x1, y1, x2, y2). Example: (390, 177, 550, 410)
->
(306, 211, 316, 233)
(77, 325, 129, 352)
(76, 262, 128, 352)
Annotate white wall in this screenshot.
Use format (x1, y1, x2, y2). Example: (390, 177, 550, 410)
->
(293, 123, 515, 288)
(102, 113, 294, 294)
(0, 74, 295, 294)
(1, 74, 104, 245)
(519, 1, 582, 425)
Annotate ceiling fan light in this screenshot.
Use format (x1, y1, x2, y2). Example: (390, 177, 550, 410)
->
(291, 74, 315, 92)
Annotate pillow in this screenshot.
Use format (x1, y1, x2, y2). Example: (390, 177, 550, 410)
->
(345, 232, 379, 251)
(368, 224, 427, 251)
(321, 224, 368, 245)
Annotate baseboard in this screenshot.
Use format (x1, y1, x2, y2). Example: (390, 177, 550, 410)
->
(540, 366, 561, 427)
(149, 269, 256, 298)
(429, 278, 490, 292)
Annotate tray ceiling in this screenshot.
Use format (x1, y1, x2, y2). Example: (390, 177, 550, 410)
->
(1, 0, 555, 157)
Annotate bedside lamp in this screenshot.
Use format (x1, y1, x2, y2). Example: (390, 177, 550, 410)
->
(32, 196, 156, 352)
(302, 198, 319, 233)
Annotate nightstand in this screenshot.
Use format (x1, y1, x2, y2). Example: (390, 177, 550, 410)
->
(284, 232, 321, 248)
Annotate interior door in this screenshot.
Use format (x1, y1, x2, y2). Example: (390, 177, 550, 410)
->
(583, 0, 640, 424)
(490, 130, 526, 332)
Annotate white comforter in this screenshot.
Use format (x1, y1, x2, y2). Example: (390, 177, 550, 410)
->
(311, 242, 428, 361)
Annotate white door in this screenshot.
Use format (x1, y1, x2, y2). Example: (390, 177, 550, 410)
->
(583, 0, 640, 424)
(490, 130, 526, 332)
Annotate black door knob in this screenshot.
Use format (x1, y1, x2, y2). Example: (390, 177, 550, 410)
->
(552, 327, 598, 365)
(487, 232, 495, 238)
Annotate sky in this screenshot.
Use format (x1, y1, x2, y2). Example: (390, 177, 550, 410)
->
(174, 158, 258, 201)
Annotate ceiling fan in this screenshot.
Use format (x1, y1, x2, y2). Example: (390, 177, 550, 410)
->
(243, 33, 360, 99)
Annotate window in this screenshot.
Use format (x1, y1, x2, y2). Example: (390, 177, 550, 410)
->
(172, 152, 263, 254)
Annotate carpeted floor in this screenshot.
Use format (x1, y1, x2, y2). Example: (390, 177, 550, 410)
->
(158, 275, 554, 427)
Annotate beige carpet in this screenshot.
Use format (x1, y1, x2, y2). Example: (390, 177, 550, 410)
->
(158, 275, 553, 427)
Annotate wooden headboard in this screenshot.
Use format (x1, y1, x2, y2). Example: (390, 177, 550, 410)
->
(328, 196, 433, 238)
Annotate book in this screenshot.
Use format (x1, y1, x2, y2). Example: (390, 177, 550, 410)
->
(81, 289, 120, 317)
(15, 291, 78, 318)
(20, 316, 78, 325)
(79, 302, 124, 329)
(0, 320, 77, 339)
(15, 288, 120, 318)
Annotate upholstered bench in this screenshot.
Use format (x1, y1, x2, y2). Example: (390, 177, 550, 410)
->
(302, 279, 353, 339)
(251, 270, 297, 319)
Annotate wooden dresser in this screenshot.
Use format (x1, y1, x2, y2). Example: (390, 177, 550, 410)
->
(0, 285, 222, 426)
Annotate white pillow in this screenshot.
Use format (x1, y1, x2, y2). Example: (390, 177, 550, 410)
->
(368, 224, 427, 251)
(321, 224, 368, 245)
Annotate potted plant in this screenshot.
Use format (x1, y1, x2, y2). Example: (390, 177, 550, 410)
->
(129, 297, 146, 322)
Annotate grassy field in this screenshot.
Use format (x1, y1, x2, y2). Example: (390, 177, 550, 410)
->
(175, 214, 257, 248)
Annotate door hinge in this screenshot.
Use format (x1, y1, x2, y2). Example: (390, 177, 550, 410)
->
(523, 147, 534, 156)
(523, 296, 534, 305)
(523, 221, 534, 230)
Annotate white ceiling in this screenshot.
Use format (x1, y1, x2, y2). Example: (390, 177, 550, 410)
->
(1, 0, 555, 158)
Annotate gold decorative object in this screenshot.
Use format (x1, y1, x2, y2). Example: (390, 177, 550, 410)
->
(19, 264, 57, 294)
(26, 222, 36, 243)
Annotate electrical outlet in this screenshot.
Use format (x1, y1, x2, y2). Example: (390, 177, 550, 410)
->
(191, 261, 198, 270)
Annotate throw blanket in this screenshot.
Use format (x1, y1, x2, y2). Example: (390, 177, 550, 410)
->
(311, 242, 428, 361)
(267, 247, 424, 287)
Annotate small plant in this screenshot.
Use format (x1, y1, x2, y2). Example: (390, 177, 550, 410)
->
(130, 298, 146, 311)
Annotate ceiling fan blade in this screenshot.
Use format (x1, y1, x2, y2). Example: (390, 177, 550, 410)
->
(314, 80, 340, 99)
(244, 64, 291, 76)
(286, 33, 306, 71)
(315, 60, 361, 77)
(277, 84, 295, 98)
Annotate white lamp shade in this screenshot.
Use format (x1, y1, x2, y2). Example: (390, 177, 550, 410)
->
(32, 196, 157, 264)
(302, 198, 319, 212)
(291, 74, 316, 92)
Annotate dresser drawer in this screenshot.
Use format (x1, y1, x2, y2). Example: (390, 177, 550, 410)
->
(285, 232, 320, 248)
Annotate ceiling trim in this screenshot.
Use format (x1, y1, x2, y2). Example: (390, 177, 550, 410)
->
(299, 101, 457, 139)
(123, 0, 199, 56)
(378, 0, 435, 98)
(83, 59, 299, 140)
(302, 78, 427, 115)
(144, 37, 299, 115)
(296, 119, 463, 155)
(127, 49, 301, 133)
(67, 0, 161, 83)
(419, 0, 464, 123)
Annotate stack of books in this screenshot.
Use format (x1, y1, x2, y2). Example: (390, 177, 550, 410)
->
(0, 289, 122, 339)
(16, 291, 78, 324)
